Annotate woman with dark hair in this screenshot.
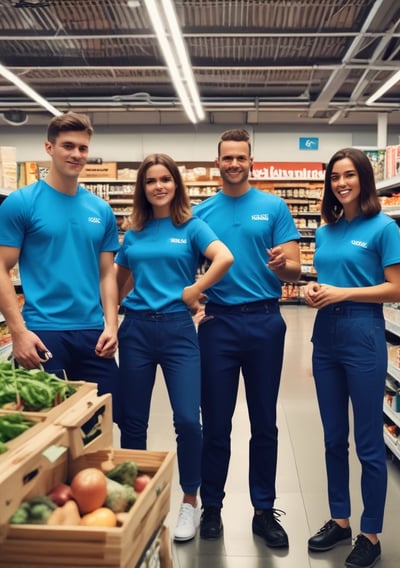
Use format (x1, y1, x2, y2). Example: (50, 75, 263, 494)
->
(304, 148, 400, 568)
(115, 153, 233, 542)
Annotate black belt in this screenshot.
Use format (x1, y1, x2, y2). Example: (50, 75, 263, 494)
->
(206, 299, 279, 313)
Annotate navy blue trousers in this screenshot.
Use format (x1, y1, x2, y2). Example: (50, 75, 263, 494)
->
(117, 309, 202, 496)
(198, 300, 286, 509)
(35, 329, 119, 417)
(311, 302, 387, 533)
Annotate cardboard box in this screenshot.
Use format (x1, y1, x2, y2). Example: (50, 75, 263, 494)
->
(80, 162, 117, 180)
(0, 162, 17, 190)
(0, 147, 17, 162)
(0, 447, 175, 568)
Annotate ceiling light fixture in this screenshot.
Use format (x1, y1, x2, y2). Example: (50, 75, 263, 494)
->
(1, 109, 28, 126)
(366, 70, 400, 105)
(143, 0, 204, 124)
(0, 64, 62, 117)
(328, 110, 343, 125)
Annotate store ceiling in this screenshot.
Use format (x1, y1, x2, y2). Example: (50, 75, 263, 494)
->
(0, 0, 400, 128)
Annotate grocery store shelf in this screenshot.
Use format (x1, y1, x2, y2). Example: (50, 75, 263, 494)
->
(376, 176, 400, 195)
(383, 429, 400, 460)
(385, 318, 400, 336)
(0, 341, 12, 362)
(384, 402, 400, 428)
(382, 206, 400, 218)
(388, 362, 400, 383)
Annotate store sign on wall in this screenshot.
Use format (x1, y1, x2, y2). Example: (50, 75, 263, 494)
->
(250, 162, 325, 181)
(299, 137, 319, 150)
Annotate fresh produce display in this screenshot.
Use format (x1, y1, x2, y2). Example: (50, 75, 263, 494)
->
(47, 483, 73, 506)
(46, 500, 81, 526)
(80, 507, 117, 527)
(8, 460, 153, 528)
(134, 474, 152, 493)
(9, 496, 57, 524)
(0, 412, 36, 453)
(105, 460, 138, 485)
(105, 477, 136, 513)
(0, 323, 11, 346)
(70, 467, 108, 514)
(0, 362, 77, 411)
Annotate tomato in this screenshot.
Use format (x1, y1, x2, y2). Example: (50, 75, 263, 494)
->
(134, 474, 152, 493)
(80, 507, 117, 527)
(47, 483, 73, 506)
(70, 467, 107, 514)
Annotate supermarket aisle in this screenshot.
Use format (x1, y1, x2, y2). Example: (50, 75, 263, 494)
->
(117, 305, 400, 568)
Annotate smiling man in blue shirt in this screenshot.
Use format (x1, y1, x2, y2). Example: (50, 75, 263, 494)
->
(194, 128, 301, 548)
(0, 112, 119, 410)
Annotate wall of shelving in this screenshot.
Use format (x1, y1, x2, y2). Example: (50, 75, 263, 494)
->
(378, 177, 400, 460)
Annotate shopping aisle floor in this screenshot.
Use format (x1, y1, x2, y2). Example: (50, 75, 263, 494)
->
(115, 305, 400, 567)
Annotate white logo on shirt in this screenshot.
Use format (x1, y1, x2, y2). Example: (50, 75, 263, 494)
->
(351, 239, 368, 248)
(88, 217, 101, 223)
(251, 214, 269, 221)
(170, 238, 187, 244)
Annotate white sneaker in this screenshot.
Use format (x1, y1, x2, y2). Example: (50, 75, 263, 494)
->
(173, 503, 200, 541)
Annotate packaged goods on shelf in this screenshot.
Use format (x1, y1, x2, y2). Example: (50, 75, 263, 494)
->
(80, 162, 117, 179)
(0, 147, 17, 191)
(387, 344, 400, 369)
(24, 161, 39, 184)
(0, 162, 17, 191)
(0, 147, 16, 162)
(117, 168, 137, 181)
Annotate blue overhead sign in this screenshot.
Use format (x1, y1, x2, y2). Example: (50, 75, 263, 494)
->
(299, 137, 319, 150)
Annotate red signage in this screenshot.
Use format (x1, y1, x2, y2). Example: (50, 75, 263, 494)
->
(250, 162, 325, 181)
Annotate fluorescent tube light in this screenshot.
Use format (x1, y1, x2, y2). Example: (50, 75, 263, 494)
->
(366, 69, 400, 105)
(144, 0, 204, 123)
(0, 64, 62, 116)
(162, 0, 204, 121)
(328, 110, 343, 125)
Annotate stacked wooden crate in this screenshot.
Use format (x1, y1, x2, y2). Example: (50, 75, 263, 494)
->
(0, 386, 175, 568)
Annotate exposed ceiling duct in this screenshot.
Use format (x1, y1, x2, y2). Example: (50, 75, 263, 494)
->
(0, 0, 399, 126)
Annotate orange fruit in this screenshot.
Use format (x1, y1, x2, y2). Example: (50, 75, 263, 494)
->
(80, 507, 117, 527)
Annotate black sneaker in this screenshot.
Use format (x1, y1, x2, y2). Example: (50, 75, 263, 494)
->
(252, 508, 289, 548)
(200, 506, 223, 539)
(345, 534, 381, 568)
(308, 519, 352, 552)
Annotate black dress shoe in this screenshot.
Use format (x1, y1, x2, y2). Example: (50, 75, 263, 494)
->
(200, 506, 223, 539)
(308, 519, 352, 552)
(252, 508, 289, 548)
(345, 534, 381, 568)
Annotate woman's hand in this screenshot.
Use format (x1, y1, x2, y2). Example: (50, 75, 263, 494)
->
(182, 283, 206, 314)
(303, 282, 348, 308)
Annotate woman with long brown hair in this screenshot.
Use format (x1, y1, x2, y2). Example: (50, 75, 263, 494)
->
(115, 153, 233, 542)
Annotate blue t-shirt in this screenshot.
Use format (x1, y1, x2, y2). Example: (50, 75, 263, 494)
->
(314, 212, 400, 287)
(194, 187, 300, 303)
(115, 216, 218, 312)
(0, 180, 119, 330)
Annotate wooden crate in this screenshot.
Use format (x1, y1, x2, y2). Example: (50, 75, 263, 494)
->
(0, 448, 176, 568)
(0, 380, 98, 423)
(55, 391, 114, 458)
(0, 410, 48, 465)
(0, 424, 69, 531)
(0, 392, 112, 530)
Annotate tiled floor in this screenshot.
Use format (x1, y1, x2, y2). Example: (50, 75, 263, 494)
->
(115, 305, 400, 567)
